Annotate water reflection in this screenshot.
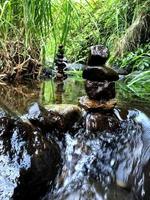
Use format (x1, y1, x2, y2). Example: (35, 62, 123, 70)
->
(0, 79, 148, 116)
(1, 78, 148, 112)
(40, 78, 85, 105)
(0, 82, 40, 115)
(0, 78, 150, 200)
(0, 78, 85, 115)
(55, 80, 64, 104)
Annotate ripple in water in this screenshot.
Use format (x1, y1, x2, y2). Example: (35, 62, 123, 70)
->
(45, 109, 150, 200)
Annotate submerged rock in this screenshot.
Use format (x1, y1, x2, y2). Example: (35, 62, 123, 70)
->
(87, 45, 110, 66)
(0, 116, 61, 200)
(79, 96, 116, 111)
(85, 80, 115, 100)
(85, 112, 120, 133)
(83, 66, 119, 81)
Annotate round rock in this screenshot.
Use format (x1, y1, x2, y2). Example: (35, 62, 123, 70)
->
(82, 66, 119, 81)
(26, 103, 64, 133)
(87, 45, 110, 66)
(85, 80, 115, 100)
(0, 117, 61, 200)
(45, 104, 82, 131)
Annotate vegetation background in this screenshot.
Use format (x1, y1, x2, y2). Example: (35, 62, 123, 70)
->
(0, 0, 150, 98)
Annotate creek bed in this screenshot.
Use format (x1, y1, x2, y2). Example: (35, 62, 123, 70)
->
(0, 77, 150, 200)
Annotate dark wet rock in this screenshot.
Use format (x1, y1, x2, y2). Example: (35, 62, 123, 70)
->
(85, 80, 115, 100)
(79, 96, 116, 111)
(87, 45, 110, 66)
(56, 53, 64, 59)
(0, 117, 61, 200)
(56, 61, 67, 68)
(27, 103, 82, 134)
(26, 103, 64, 133)
(83, 66, 119, 81)
(48, 109, 150, 200)
(57, 45, 65, 55)
(45, 104, 82, 131)
(85, 112, 120, 133)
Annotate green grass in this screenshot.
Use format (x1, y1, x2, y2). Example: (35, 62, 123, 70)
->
(0, 0, 76, 62)
(0, 0, 149, 62)
(0, 0, 149, 99)
(126, 71, 150, 99)
(114, 44, 150, 99)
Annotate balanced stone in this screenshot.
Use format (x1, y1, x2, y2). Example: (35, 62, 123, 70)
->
(55, 45, 67, 80)
(83, 66, 119, 81)
(79, 96, 117, 111)
(56, 61, 66, 68)
(87, 45, 109, 66)
(56, 53, 64, 59)
(85, 80, 115, 100)
(79, 45, 119, 111)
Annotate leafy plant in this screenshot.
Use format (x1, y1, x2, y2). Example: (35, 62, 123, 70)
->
(0, 0, 150, 100)
(115, 44, 150, 72)
(114, 44, 150, 99)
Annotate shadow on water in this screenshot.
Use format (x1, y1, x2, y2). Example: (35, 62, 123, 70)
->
(0, 78, 150, 200)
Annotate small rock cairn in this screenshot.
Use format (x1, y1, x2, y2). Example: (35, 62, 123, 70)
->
(79, 45, 119, 111)
(55, 45, 67, 80)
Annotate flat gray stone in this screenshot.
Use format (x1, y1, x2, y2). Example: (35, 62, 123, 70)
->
(79, 96, 117, 111)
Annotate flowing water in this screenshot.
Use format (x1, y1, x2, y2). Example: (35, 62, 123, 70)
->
(0, 78, 150, 200)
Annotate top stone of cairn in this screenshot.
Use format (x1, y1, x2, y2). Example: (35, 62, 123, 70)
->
(87, 45, 109, 66)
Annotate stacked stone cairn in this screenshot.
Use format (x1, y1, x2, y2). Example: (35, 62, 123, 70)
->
(55, 45, 67, 80)
(79, 45, 119, 111)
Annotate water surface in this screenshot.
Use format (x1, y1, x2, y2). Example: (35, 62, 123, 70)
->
(0, 78, 150, 200)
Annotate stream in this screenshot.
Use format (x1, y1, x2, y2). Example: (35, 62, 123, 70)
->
(0, 78, 150, 200)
